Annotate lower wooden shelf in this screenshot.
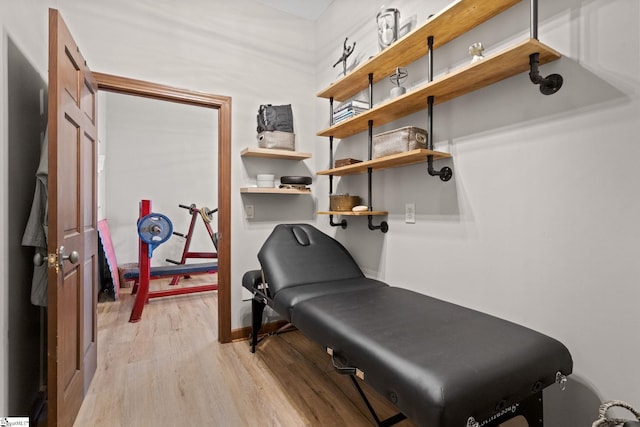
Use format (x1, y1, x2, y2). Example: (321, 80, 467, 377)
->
(240, 147, 312, 160)
(317, 149, 451, 176)
(241, 187, 311, 195)
(318, 210, 387, 216)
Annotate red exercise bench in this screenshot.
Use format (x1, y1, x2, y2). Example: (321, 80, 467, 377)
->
(128, 199, 218, 323)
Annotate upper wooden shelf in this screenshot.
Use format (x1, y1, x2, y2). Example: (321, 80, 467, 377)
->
(318, 39, 561, 139)
(317, 0, 520, 102)
(241, 147, 311, 160)
(317, 149, 451, 176)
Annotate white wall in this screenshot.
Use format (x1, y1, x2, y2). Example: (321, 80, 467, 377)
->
(315, 0, 640, 424)
(101, 92, 218, 267)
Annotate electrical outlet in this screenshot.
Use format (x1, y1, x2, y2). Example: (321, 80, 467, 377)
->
(405, 203, 416, 224)
(245, 205, 255, 219)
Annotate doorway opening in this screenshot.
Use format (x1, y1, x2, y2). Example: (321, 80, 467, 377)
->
(94, 72, 232, 342)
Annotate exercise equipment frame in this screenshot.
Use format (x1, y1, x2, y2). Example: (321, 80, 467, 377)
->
(128, 200, 218, 323)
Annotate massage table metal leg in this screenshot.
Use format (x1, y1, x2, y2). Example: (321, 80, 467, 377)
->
(349, 376, 407, 427)
(328, 347, 407, 426)
(250, 297, 266, 353)
(274, 322, 295, 335)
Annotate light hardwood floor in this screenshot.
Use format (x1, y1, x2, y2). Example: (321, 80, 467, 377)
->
(74, 276, 415, 426)
(74, 276, 526, 427)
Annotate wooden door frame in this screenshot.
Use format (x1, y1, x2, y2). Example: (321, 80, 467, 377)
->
(93, 72, 232, 343)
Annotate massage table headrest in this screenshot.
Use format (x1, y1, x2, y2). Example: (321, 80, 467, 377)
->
(258, 224, 364, 296)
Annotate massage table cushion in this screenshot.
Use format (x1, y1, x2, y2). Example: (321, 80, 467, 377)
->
(293, 285, 571, 426)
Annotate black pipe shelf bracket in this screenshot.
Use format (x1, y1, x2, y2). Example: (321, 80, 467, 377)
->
(368, 215, 389, 233)
(426, 36, 453, 182)
(330, 213, 348, 229)
(327, 123, 348, 229)
(529, 52, 563, 95)
(366, 75, 389, 233)
(325, 74, 388, 233)
(329, 171, 348, 229)
(529, 0, 563, 95)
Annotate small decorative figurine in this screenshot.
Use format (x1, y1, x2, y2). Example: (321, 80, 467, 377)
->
(333, 37, 356, 76)
(377, 8, 400, 51)
(469, 42, 485, 63)
(389, 67, 408, 98)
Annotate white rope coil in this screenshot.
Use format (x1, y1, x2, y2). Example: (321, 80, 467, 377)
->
(592, 400, 640, 427)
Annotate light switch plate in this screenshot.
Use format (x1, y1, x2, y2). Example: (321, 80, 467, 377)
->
(245, 205, 255, 219)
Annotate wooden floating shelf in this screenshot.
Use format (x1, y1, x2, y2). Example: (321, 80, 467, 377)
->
(318, 211, 388, 216)
(317, 0, 520, 101)
(318, 39, 561, 139)
(240, 187, 311, 195)
(240, 147, 311, 160)
(317, 149, 451, 176)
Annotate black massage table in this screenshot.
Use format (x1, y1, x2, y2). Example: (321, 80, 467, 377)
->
(243, 224, 573, 427)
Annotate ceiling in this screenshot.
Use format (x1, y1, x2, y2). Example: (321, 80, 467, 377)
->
(255, 0, 334, 21)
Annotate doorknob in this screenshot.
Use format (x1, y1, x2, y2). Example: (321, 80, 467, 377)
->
(33, 246, 79, 273)
(62, 248, 80, 264)
(33, 252, 47, 266)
